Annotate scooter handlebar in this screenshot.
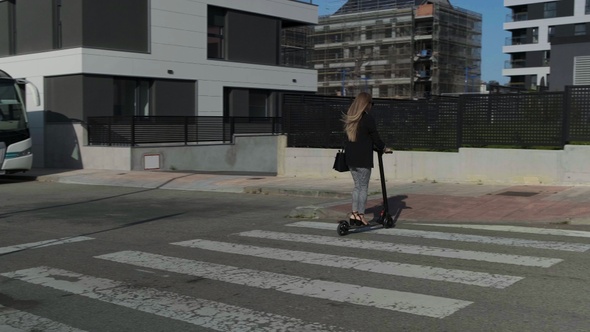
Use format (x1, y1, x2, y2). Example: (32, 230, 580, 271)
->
(374, 147, 393, 154)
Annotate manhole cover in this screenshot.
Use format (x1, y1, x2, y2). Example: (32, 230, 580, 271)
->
(496, 191, 539, 197)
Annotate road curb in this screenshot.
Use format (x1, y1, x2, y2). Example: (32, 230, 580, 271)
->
(244, 186, 350, 199)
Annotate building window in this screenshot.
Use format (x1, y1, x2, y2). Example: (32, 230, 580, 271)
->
(0, 0, 15, 57)
(249, 91, 269, 117)
(225, 88, 276, 117)
(544, 2, 556, 18)
(208, 6, 226, 59)
(113, 78, 151, 116)
(365, 27, 373, 40)
(586, 0, 590, 14)
(574, 24, 587, 36)
(548, 26, 555, 41)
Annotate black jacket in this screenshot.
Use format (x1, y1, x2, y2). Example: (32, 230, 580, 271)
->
(345, 111, 385, 168)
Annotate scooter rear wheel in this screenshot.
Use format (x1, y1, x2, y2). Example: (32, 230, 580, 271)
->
(384, 215, 395, 229)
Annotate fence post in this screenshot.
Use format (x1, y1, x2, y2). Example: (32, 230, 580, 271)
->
(131, 116, 135, 146)
(457, 96, 464, 149)
(230, 117, 235, 143)
(184, 116, 189, 145)
(108, 117, 112, 146)
(562, 86, 571, 146)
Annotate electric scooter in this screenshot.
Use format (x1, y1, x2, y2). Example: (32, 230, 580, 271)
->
(337, 149, 395, 236)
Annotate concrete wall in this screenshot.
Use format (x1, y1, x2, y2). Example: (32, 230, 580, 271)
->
(129, 135, 284, 174)
(283, 145, 590, 185)
(45, 123, 132, 170)
(45, 127, 590, 185)
(55, 125, 283, 174)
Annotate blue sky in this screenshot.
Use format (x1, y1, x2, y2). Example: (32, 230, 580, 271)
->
(314, 0, 510, 84)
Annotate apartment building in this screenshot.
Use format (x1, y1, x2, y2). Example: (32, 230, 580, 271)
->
(0, 0, 317, 168)
(312, 0, 482, 99)
(503, 0, 590, 90)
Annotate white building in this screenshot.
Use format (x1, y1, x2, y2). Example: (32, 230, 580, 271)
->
(503, 0, 590, 90)
(0, 0, 318, 169)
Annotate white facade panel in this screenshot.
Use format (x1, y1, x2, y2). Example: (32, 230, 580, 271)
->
(151, 10, 203, 34)
(503, 44, 549, 54)
(210, 0, 318, 24)
(575, 0, 590, 15)
(0, 49, 84, 78)
(505, 0, 556, 6)
(503, 66, 549, 77)
(151, 27, 204, 49)
(152, 0, 204, 19)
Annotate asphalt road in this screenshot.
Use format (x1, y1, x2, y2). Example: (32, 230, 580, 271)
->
(1, 179, 590, 331)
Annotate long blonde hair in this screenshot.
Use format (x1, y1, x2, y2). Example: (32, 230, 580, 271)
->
(342, 92, 372, 142)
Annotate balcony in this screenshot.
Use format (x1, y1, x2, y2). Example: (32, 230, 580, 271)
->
(506, 12, 528, 22)
(505, 35, 537, 46)
(504, 59, 526, 69)
(415, 70, 431, 79)
(415, 27, 433, 36)
(417, 49, 432, 57)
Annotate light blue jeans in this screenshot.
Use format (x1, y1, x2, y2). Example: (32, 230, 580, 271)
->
(350, 167, 372, 214)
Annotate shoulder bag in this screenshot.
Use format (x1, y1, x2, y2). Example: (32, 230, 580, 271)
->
(333, 149, 349, 172)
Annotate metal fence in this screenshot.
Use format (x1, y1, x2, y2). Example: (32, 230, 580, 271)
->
(87, 116, 281, 146)
(282, 85, 590, 150)
(86, 86, 590, 150)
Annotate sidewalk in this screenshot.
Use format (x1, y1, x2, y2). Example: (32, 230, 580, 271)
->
(11, 168, 590, 225)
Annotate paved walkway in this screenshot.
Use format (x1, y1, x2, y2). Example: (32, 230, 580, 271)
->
(10, 168, 590, 225)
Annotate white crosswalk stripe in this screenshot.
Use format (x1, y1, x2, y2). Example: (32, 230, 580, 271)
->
(238, 230, 563, 267)
(288, 221, 590, 252)
(1, 267, 347, 332)
(0, 237, 94, 255)
(96, 250, 473, 319)
(172, 239, 523, 289)
(413, 223, 590, 239)
(4, 222, 588, 329)
(0, 305, 88, 332)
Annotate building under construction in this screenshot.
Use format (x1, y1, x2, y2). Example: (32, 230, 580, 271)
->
(311, 0, 482, 99)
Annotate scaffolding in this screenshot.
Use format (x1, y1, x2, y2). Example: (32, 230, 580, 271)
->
(311, 0, 482, 99)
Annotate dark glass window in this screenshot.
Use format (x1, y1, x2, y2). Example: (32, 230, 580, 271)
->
(0, 0, 15, 57)
(113, 78, 151, 116)
(225, 88, 276, 117)
(544, 2, 557, 18)
(575, 24, 587, 36)
(3, 0, 148, 56)
(249, 91, 269, 117)
(208, 6, 226, 59)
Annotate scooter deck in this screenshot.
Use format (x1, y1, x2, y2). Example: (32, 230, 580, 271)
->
(336, 220, 383, 235)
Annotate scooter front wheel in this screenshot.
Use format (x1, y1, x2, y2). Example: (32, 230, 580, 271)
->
(337, 221, 350, 236)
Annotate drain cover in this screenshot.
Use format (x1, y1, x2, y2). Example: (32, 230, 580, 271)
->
(496, 191, 539, 197)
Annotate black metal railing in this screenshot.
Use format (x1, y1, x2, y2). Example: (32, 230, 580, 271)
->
(88, 116, 281, 146)
(87, 86, 590, 151)
(282, 85, 590, 151)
